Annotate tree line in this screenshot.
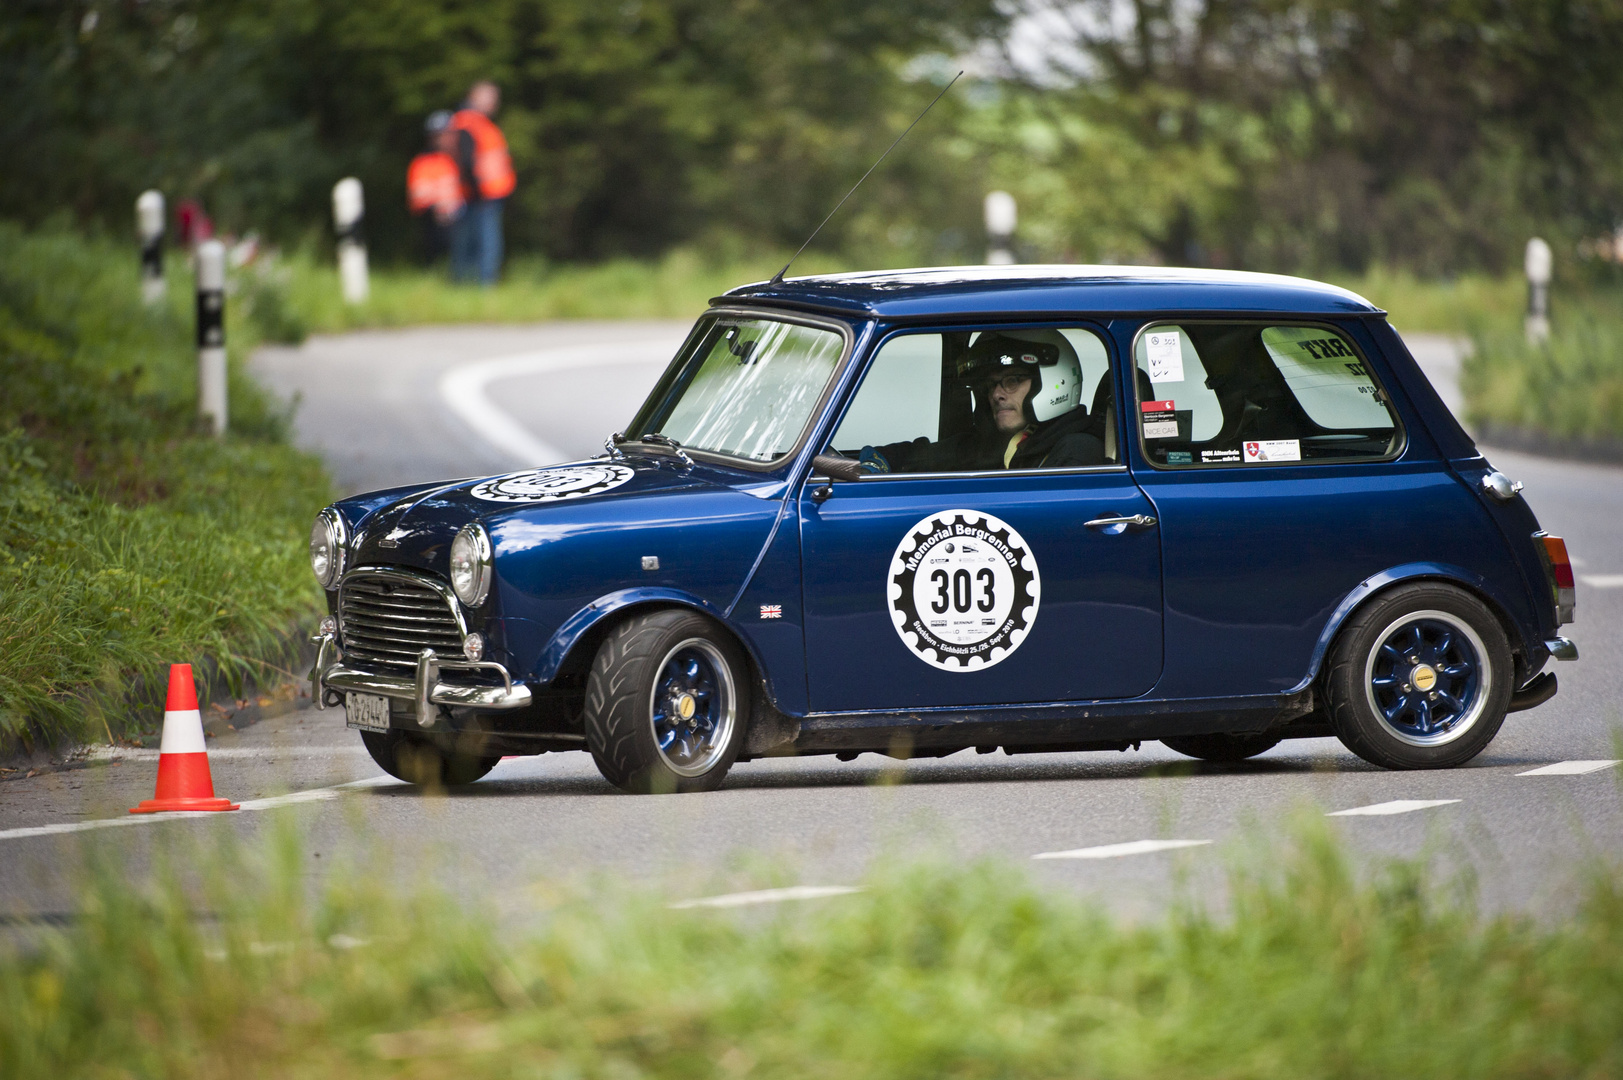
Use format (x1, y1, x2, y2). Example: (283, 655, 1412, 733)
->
(4, 0, 1621, 274)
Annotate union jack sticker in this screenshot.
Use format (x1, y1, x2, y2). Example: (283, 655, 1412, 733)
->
(759, 604, 783, 620)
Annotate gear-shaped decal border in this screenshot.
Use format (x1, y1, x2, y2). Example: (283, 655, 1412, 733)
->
(469, 463, 635, 503)
(887, 508, 1040, 672)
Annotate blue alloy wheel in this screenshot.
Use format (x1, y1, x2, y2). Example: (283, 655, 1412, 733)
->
(1363, 609, 1491, 747)
(649, 638, 738, 776)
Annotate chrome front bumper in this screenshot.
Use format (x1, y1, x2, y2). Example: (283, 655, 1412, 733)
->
(309, 632, 532, 728)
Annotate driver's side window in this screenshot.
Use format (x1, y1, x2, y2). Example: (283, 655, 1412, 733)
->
(830, 327, 1117, 472)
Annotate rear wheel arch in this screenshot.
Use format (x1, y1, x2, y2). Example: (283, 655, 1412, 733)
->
(1311, 570, 1530, 692)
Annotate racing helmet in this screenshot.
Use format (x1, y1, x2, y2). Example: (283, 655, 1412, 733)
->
(962, 329, 1084, 423)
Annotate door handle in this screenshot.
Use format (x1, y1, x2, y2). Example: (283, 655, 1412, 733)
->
(1084, 513, 1157, 530)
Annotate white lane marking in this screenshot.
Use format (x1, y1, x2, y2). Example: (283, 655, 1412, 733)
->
(1517, 760, 1621, 776)
(86, 746, 372, 762)
(1579, 574, 1623, 588)
(1033, 839, 1212, 860)
(437, 342, 678, 466)
(1328, 799, 1460, 817)
(669, 885, 864, 910)
(0, 775, 399, 842)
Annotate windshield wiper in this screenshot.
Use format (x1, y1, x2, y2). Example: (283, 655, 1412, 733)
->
(637, 433, 695, 469)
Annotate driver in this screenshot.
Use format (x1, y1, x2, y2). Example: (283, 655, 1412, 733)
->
(860, 330, 1106, 473)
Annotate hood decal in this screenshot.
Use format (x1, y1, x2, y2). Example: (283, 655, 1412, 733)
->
(470, 463, 636, 504)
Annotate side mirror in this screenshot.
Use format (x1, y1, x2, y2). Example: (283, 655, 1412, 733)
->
(811, 454, 864, 482)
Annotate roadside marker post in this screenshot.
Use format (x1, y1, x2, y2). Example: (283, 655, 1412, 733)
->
(195, 239, 228, 436)
(136, 190, 166, 305)
(1525, 236, 1552, 344)
(985, 190, 1017, 265)
(130, 664, 238, 813)
(333, 177, 370, 304)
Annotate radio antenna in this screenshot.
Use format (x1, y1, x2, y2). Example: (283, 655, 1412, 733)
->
(768, 70, 962, 287)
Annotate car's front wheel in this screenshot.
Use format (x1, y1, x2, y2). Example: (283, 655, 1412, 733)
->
(584, 609, 749, 793)
(360, 729, 500, 787)
(1325, 583, 1512, 770)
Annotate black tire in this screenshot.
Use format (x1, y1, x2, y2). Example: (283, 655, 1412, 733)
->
(1161, 732, 1281, 762)
(584, 609, 749, 794)
(360, 728, 500, 787)
(1325, 583, 1512, 770)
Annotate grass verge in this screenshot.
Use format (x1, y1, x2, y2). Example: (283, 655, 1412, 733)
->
(1464, 309, 1623, 444)
(260, 252, 1524, 341)
(239, 247, 862, 341)
(1, 814, 1619, 1077)
(0, 224, 332, 752)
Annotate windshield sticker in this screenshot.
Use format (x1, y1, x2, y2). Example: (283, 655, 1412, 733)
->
(1141, 399, 1178, 438)
(469, 463, 635, 503)
(1144, 331, 1185, 383)
(1244, 439, 1301, 463)
(1202, 449, 1241, 463)
(888, 510, 1040, 672)
(1167, 451, 1192, 464)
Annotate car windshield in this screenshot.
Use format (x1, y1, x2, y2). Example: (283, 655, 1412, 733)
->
(627, 315, 846, 463)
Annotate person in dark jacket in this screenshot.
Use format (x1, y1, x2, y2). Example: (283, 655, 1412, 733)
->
(862, 330, 1105, 474)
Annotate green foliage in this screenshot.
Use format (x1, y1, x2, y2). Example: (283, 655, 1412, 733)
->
(1465, 307, 1623, 443)
(0, 224, 331, 749)
(2, 816, 1620, 1077)
(0, 0, 1000, 264)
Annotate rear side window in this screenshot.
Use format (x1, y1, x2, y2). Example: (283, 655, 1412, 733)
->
(1133, 322, 1400, 467)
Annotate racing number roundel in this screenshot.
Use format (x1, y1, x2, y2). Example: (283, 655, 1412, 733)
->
(887, 510, 1040, 672)
(470, 463, 635, 503)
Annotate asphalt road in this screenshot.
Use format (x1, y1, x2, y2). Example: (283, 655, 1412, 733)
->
(2, 322, 1618, 926)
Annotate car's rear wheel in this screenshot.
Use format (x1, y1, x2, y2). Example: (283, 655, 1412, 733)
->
(360, 729, 500, 787)
(1160, 732, 1281, 762)
(584, 609, 748, 794)
(1326, 583, 1512, 770)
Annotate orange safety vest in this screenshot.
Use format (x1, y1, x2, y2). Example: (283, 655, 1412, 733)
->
(449, 109, 516, 200)
(407, 152, 465, 218)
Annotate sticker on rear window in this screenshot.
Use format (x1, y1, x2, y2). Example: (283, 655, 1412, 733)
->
(1141, 399, 1178, 438)
(1144, 331, 1185, 383)
(1243, 440, 1301, 463)
(888, 510, 1039, 672)
(1202, 449, 1241, 463)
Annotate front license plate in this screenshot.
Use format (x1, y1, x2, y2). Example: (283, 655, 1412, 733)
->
(344, 692, 392, 732)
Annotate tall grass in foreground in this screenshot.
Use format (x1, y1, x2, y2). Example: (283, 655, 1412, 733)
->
(0, 225, 332, 750)
(2, 816, 1619, 1078)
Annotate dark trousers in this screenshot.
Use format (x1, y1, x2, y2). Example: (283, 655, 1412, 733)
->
(451, 198, 504, 284)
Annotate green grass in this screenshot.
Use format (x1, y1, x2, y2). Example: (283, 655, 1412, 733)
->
(1464, 307, 1623, 444)
(1324, 267, 1524, 337)
(261, 252, 1522, 341)
(2, 814, 1620, 1078)
(244, 247, 864, 341)
(0, 224, 332, 751)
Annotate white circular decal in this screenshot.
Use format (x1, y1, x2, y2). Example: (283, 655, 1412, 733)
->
(887, 509, 1040, 672)
(469, 463, 635, 503)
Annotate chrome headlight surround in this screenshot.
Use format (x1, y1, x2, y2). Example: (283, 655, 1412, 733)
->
(310, 507, 348, 590)
(449, 523, 493, 608)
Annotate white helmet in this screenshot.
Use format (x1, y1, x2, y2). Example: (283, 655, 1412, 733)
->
(964, 329, 1084, 423)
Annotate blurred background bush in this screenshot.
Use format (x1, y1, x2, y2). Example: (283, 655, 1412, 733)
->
(7, 0, 1623, 274)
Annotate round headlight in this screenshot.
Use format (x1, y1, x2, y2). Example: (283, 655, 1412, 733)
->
(449, 523, 493, 608)
(310, 508, 347, 589)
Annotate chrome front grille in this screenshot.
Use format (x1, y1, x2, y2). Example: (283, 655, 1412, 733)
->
(338, 570, 464, 675)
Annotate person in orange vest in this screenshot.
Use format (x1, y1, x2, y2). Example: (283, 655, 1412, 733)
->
(448, 81, 515, 284)
(406, 111, 465, 264)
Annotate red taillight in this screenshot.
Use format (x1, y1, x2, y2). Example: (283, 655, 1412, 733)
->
(1542, 535, 1575, 588)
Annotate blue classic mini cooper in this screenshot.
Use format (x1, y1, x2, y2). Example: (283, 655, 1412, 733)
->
(308, 266, 1579, 792)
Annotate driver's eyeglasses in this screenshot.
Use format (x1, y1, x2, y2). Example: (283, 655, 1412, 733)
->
(983, 373, 1033, 393)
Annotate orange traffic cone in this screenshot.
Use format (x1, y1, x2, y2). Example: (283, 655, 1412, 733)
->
(130, 664, 238, 813)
